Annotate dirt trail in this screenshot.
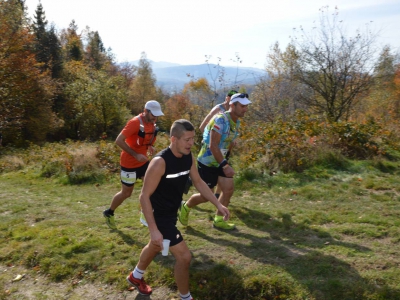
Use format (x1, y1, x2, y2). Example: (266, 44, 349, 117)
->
(2, 265, 176, 300)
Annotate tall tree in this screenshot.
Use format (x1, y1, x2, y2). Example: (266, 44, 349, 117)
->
(32, 1, 48, 69)
(128, 52, 161, 114)
(32, 3, 62, 78)
(62, 61, 129, 140)
(60, 20, 83, 61)
(0, 0, 58, 145)
(182, 77, 213, 107)
(288, 6, 378, 122)
(46, 24, 63, 78)
(84, 29, 106, 70)
(251, 42, 307, 122)
(360, 46, 400, 122)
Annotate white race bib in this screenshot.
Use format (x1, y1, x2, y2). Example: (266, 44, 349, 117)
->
(221, 149, 228, 157)
(121, 170, 137, 185)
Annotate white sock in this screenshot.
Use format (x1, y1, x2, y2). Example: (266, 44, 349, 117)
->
(132, 266, 145, 279)
(180, 291, 192, 300)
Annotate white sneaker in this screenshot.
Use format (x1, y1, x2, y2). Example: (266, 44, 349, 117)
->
(140, 211, 148, 227)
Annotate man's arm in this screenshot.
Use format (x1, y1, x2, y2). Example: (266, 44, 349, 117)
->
(139, 156, 166, 247)
(189, 155, 230, 220)
(199, 106, 220, 133)
(115, 133, 147, 162)
(209, 130, 235, 178)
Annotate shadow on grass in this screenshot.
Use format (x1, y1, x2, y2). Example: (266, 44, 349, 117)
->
(186, 206, 400, 299)
(114, 228, 146, 248)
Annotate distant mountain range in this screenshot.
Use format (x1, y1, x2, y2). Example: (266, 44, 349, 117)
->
(131, 60, 267, 91)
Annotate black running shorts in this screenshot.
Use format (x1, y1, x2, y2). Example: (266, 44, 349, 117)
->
(154, 216, 183, 247)
(197, 161, 227, 189)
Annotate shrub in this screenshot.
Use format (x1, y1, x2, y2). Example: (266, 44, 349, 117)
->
(237, 110, 399, 174)
(40, 160, 67, 178)
(0, 154, 25, 172)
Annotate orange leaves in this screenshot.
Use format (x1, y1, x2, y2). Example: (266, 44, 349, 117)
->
(163, 94, 193, 129)
(0, 1, 57, 145)
(183, 77, 211, 93)
(237, 110, 399, 173)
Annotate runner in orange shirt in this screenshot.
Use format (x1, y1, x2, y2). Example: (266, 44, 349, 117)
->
(103, 100, 164, 229)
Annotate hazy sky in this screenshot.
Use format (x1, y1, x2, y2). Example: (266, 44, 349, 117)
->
(24, 0, 400, 68)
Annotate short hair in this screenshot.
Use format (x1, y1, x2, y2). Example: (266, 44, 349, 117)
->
(227, 90, 238, 97)
(170, 119, 194, 138)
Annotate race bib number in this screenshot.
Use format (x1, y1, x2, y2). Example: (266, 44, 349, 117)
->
(221, 149, 228, 157)
(121, 170, 137, 185)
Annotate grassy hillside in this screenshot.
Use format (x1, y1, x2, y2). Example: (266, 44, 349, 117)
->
(1, 142, 400, 299)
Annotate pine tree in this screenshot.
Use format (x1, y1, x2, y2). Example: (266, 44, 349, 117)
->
(32, 3, 63, 78)
(47, 24, 63, 78)
(32, 2, 49, 71)
(85, 30, 106, 70)
(61, 20, 83, 61)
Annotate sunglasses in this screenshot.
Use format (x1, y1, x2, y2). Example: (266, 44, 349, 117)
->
(231, 93, 249, 100)
(147, 109, 156, 117)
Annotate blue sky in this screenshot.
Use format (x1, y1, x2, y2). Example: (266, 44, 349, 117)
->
(24, 0, 400, 68)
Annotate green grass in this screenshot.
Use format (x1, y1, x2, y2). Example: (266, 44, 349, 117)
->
(1, 143, 400, 299)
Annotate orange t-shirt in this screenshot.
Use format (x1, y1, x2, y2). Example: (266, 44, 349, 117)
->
(120, 114, 157, 168)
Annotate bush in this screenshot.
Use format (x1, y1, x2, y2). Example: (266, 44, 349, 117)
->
(237, 110, 399, 174)
(1, 141, 115, 184)
(40, 160, 67, 178)
(0, 154, 25, 172)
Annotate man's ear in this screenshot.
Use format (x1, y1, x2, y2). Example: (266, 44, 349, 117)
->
(171, 135, 176, 143)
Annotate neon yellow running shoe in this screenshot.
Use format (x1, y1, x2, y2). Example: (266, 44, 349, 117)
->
(103, 210, 116, 230)
(140, 211, 148, 227)
(178, 201, 191, 226)
(213, 216, 235, 230)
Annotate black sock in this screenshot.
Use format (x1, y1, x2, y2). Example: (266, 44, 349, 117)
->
(107, 208, 114, 216)
(214, 193, 220, 199)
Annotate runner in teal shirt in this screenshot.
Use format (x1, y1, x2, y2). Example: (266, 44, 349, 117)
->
(197, 112, 240, 167)
(178, 93, 251, 230)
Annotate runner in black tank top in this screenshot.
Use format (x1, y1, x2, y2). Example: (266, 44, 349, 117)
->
(150, 147, 192, 218)
(126, 119, 230, 300)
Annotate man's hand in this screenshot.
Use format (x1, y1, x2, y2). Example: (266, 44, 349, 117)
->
(217, 204, 230, 221)
(135, 153, 148, 162)
(147, 146, 156, 156)
(222, 165, 235, 177)
(149, 229, 163, 250)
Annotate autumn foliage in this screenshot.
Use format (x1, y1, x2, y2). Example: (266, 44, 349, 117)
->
(238, 111, 399, 173)
(1, 1, 400, 174)
(0, 0, 58, 145)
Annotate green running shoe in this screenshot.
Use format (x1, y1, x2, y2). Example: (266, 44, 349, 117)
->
(178, 201, 191, 226)
(213, 216, 235, 230)
(103, 210, 116, 230)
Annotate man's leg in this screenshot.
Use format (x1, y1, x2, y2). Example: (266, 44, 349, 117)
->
(215, 176, 234, 215)
(179, 163, 218, 226)
(214, 185, 222, 198)
(170, 240, 192, 296)
(110, 184, 134, 210)
(104, 184, 134, 229)
(212, 176, 235, 229)
(178, 191, 211, 226)
(184, 162, 217, 209)
(127, 241, 160, 295)
(185, 192, 209, 208)
(137, 241, 161, 270)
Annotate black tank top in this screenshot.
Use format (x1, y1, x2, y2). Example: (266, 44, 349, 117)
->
(150, 147, 192, 217)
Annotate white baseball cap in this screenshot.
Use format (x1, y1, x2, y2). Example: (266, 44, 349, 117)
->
(229, 93, 252, 105)
(145, 100, 164, 116)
